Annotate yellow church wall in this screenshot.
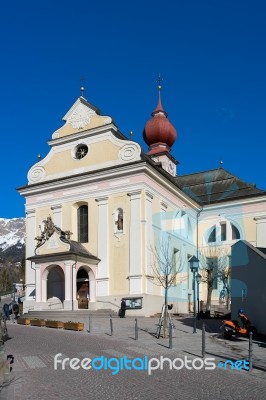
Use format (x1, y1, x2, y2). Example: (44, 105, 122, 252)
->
(108, 193, 130, 294)
(35, 208, 53, 231)
(241, 216, 256, 243)
(44, 140, 120, 176)
(57, 198, 99, 257)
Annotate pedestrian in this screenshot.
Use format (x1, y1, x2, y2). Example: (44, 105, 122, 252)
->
(120, 299, 126, 318)
(2, 304, 10, 321)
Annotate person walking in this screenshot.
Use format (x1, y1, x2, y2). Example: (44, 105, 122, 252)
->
(120, 299, 126, 318)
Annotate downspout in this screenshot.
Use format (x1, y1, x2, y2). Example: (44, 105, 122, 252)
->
(71, 255, 78, 311)
(196, 207, 203, 259)
(196, 207, 203, 316)
(30, 260, 37, 301)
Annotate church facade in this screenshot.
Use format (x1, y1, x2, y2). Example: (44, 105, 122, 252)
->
(18, 87, 266, 316)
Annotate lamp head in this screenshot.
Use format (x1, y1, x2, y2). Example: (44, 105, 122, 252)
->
(189, 256, 199, 273)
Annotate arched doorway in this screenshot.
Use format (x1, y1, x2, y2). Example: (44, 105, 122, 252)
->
(47, 265, 65, 303)
(76, 268, 89, 309)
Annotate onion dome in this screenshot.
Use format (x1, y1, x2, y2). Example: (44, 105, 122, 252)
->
(143, 83, 177, 155)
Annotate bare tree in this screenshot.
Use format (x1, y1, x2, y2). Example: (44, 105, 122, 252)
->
(149, 236, 183, 338)
(217, 263, 231, 310)
(199, 245, 230, 314)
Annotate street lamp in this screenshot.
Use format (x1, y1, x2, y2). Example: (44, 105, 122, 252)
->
(189, 256, 199, 333)
(196, 273, 202, 319)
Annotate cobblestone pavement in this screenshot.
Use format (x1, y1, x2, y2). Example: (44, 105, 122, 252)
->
(1, 316, 266, 400)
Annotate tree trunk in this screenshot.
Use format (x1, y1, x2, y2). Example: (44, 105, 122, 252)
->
(225, 286, 230, 310)
(163, 278, 168, 338)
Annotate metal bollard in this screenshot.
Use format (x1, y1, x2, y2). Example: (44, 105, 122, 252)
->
(169, 322, 173, 349)
(249, 331, 253, 372)
(202, 322, 206, 358)
(135, 318, 138, 340)
(88, 315, 91, 333)
(110, 315, 113, 336)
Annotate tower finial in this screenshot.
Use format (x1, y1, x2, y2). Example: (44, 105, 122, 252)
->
(80, 76, 85, 97)
(157, 73, 163, 90)
(153, 73, 165, 114)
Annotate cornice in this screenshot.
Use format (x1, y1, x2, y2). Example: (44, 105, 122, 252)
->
(202, 195, 266, 211)
(48, 123, 118, 147)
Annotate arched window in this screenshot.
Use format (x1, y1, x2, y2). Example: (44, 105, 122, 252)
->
(207, 221, 241, 243)
(231, 223, 240, 240)
(78, 205, 88, 243)
(173, 211, 192, 241)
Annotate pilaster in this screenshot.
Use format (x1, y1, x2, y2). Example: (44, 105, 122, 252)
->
(128, 190, 142, 294)
(95, 197, 109, 296)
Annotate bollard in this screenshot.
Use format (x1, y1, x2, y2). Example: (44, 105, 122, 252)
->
(110, 315, 113, 336)
(248, 331, 253, 372)
(202, 322, 206, 358)
(88, 315, 91, 333)
(169, 322, 173, 349)
(135, 318, 138, 341)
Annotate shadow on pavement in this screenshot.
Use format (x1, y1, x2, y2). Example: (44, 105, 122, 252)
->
(174, 316, 223, 333)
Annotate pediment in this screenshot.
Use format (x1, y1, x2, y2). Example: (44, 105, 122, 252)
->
(52, 97, 112, 139)
(26, 96, 142, 185)
(36, 231, 70, 256)
(27, 132, 141, 184)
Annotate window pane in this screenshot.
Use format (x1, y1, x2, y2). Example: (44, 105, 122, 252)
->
(231, 223, 240, 240)
(208, 227, 216, 243)
(78, 205, 88, 243)
(221, 223, 226, 241)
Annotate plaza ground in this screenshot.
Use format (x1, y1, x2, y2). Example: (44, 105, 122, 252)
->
(1, 315, 266, 400)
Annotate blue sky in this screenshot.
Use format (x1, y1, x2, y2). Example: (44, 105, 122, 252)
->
(0, 0, 265, 218)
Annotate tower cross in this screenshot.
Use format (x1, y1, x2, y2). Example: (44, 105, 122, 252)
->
(157, 74, 163, 90)
(80, 76, 86, 97)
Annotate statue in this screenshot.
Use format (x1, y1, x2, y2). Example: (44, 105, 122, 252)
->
(115, 210, 123, 231)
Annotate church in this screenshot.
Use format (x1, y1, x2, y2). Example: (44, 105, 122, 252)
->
(17, 84, 266, 317)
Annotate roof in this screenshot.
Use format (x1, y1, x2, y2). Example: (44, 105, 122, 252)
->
(175, 168, 266, 205)
(60, 237, 100, 261)
(257, 247, 266, 256)
(28, 235, 100, 263)
(232, 240, 266, 261)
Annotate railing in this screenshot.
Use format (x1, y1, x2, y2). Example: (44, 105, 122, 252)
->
(96, 300, 120, 309)
(0, 291, 15, 298)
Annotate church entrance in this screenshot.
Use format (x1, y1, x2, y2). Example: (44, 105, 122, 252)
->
(47, 265, 65, 304)
(76, 268, 89, 309)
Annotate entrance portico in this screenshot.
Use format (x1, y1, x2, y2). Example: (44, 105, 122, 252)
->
(27, 224, 99, 311)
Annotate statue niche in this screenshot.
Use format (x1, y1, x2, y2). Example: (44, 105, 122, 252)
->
(115, 208, 123, 232)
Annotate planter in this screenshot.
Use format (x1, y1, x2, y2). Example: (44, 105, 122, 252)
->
(45, 320, 64, 329)
(30, 319, 46, 327)
(64, 322, 84, 331)
(17, 318, 31, 325)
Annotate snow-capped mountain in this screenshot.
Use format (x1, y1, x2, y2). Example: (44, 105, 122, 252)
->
(0, 218, 25, 263)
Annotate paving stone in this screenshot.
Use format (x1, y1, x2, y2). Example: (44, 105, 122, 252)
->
(0, 317, 265, 400)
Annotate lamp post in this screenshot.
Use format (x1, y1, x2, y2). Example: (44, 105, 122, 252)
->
(189, 256, 199, 333)
(196, 273, 202, 319)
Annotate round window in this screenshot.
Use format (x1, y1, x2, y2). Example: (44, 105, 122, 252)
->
(75, 144, 88, 160)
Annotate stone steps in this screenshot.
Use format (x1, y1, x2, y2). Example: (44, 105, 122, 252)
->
(22, 309, 118, 320)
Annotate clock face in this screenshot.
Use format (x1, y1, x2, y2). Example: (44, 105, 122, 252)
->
(75, 144, 88, 160)
(168, 160, 175, 173)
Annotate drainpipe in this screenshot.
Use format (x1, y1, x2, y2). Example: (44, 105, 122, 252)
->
(196, 207, 203, 317)
(30, 260, 37, 301)
(196, 208, 203, 259)
(71, 255, 78, 311)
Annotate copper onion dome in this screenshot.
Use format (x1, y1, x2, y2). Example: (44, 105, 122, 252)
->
(143, 83, 177, 155)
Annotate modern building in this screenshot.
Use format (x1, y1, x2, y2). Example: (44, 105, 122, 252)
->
(18, 86, 266, 317)
(231, 240, 266, 334)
